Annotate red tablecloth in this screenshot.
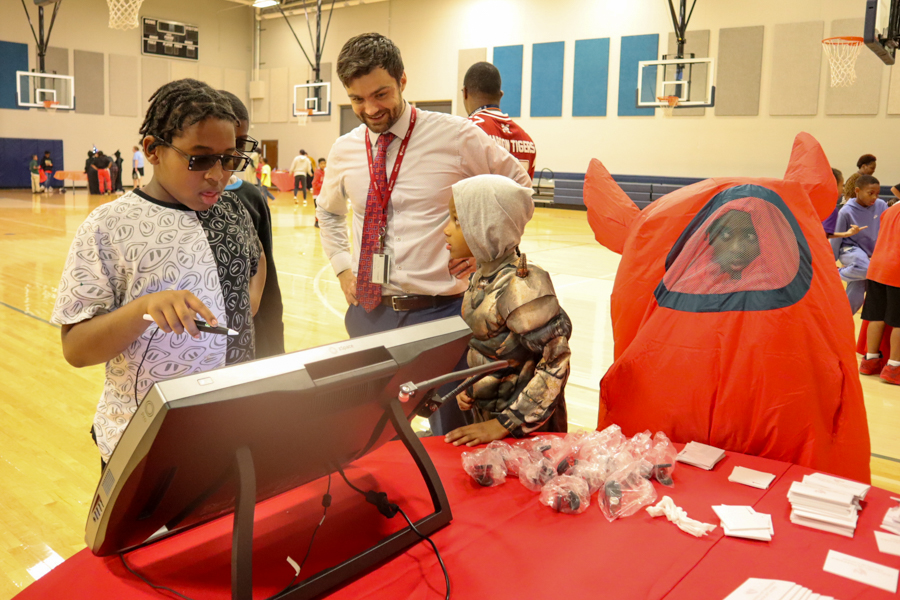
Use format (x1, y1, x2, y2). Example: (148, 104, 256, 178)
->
(13, 438, 900, 599)
(271, 170, 293, 192)
(53, 171, 88, 182)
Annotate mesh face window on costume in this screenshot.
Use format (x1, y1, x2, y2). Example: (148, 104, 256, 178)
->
(655, 185, 813, 313)
(707, 211, 761, 280)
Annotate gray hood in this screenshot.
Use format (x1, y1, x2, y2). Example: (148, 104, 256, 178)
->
(452, 174, 534, 274)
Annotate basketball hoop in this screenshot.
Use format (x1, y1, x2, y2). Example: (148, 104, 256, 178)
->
(658, 95, 680, 117)
(43, 100, 59, 112)
(822, 36, 864, 87)
(297, 108, 313, 127)
(107, 0, 144, 30)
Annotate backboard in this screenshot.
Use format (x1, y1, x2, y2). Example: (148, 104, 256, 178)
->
(865, 0, 900, 64)
(294, 81, 331, 117)
(637, 56, 716, 108)
(16, 71, 74, 109)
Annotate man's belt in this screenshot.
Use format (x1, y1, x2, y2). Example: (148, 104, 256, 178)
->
(381, 293, 464, 312)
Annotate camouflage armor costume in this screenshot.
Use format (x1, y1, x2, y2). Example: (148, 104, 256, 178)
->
(462, 253, 571, 436)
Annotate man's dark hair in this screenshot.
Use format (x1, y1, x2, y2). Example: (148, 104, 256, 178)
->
(337, 33, 404, 86)
(832, 167, 842, 183)
(300, 149, 306, 155)
(318, 158, 326, 164)
(857, 154, 876, 168)
(464, 62, 502, 97)
(856, 174, 880, 189)
(44, 150, 50, 155)
(140, 79, 238, 152)
(217, 89, 249, 123)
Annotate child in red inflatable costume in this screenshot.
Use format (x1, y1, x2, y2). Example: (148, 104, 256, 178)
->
(584, 133, 871, 483)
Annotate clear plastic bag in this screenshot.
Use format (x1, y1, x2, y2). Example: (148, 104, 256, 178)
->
(598, 461, 658, 522)
(540, 475, 590, 515)
(647, 432, 677, 487)
(486, 440, 532, 477)
(567, 460, 605, 494)
(519, 457, 557, 492)
(461, 448, 507, 487)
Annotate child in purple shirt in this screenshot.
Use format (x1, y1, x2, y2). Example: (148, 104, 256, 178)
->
(830, 174, 888, 314)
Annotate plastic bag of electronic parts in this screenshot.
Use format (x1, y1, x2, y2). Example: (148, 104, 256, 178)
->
(645, 432, 677, 487)
(461, 448, 508, 487)
(519, 457, 558, 492)
(540, 475, 590, 515)
(598, 461, 658, 522)
(486, 440, 532, 477)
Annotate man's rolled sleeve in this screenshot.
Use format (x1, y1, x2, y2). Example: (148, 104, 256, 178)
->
(315, 146, 354, 275)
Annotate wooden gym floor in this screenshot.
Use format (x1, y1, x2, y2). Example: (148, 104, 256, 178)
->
(0, 187, 897, 598)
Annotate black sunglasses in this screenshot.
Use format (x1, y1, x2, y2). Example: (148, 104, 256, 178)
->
(156, 140, 251, 172)
(237, 135, 259, 154)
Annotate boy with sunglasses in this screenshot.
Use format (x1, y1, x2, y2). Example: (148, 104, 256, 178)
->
(51, 79, 266, 468)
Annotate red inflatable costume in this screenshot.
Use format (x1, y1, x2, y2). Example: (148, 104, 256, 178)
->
(586, 133, 871, 482)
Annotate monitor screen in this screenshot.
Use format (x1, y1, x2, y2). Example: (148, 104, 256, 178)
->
(86, 316, 471, 556)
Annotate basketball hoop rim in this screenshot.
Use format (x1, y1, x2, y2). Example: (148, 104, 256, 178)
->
(43, 100, 60, 111)
(822, 36, 865, 46)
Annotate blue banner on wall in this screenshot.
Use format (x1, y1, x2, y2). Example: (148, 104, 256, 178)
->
(493, 45, 523, 118)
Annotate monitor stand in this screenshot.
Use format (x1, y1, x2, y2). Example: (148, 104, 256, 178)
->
(228, 395, 451, 600)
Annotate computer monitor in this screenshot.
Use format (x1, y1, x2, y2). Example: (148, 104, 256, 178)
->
(86, 316, 471, 557)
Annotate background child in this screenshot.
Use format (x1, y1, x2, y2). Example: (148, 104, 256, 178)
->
(843, 153, 876, 200)
(29, 154, 42, 193)
(859, 200, 900, 384)
(132, 145, 144, 189)
(831, 174, 887, 314)
(312, 157, 326, 228)
(51, 78, 265, 467)
(219, 89, 285, 358)
(443, 174, 571, 447)
(823, 169, 866, 241)
(259, 157, 276, 202)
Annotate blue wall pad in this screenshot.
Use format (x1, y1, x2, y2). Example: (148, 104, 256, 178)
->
(572, 38, 609, 117)
(0, 41, 29, 111)
(493, 45, 523, 118)
(618, 34, 659, 117)
(531, 41, 564, 117)
(0, 138, 65, 188)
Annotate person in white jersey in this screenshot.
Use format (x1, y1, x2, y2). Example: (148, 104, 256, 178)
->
(132, 145, 145, 189)
(289, 149, 313, 203)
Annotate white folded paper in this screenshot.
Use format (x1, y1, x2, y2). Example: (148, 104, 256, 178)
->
(676, 441, 726, 470)
(723, 578, 834, 600)
(881, 505, 900, 536)
(729, 466, 776, 490)
(823, 549, 899, 593)
(875, 530, 900, 557)
(787, 474, 865, 538)
(713, 505, 774, 542)
(646, 496, 717, 538)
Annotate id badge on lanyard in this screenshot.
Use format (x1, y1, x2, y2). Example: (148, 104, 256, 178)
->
(365, 107, 417, 285)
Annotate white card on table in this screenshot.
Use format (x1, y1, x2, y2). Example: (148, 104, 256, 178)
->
(729, 466, 777, 490)
(822, 549, 899, 593)
(723, 578, 797, 600)
(370, 253, 391, 285)
(875, 530, 900, 557)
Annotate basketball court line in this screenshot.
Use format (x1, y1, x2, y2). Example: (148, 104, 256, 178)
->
(0, 301, 58, 328)
(0, 217, 65, 232)
(313, 264, 346, 319)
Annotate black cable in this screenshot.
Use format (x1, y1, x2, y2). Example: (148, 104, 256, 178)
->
(120, 553, 197, 600)
(273, 472, 332, 598)
(334, 464, 450, 600)
(135, 327, 161, 408)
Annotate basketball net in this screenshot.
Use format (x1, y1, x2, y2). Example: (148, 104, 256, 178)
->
(658, 95, 680, 117)
(107, 0, 144, 30)
(43, 100, 59, 113)
(822, 36, 864, 87)
(297, 108, 313, 127)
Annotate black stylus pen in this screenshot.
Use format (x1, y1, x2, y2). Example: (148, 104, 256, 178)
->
(142, 314, 239, 336)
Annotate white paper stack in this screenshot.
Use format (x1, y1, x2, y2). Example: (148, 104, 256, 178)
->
(713, 505, 774, 541)
(728, 466, 777, 490)
(676, 441, 726, 470)
(787, 473, 869, 538)
(881, 505, 900, 536)
(724, 578, 835, 600)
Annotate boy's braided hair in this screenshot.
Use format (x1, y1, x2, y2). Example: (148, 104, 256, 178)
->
(139, 79, 238, 151)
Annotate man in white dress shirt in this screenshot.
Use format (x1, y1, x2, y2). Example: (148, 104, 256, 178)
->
(317, 33, 531, 433)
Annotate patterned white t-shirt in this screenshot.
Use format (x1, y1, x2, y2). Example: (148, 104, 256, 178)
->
(51, 190, 260, 461)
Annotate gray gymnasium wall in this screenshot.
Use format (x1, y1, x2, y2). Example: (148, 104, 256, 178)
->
(42, 46, 68, 75)
(109, 54, 137, 117)
(666, 30, 709, 117)
(825, 18, 882, 116)
(457, 48, 487, 117)
(715, 26, 764, 116)
(74, 50, 104, 115)
(141, 57, 169, 109)
(890, 69, 900, 115)
(769, 21, 823, 116)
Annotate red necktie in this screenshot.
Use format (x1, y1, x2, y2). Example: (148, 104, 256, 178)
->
(357, 132, 396, 312)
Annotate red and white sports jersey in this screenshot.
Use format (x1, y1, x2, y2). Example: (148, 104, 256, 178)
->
(469, 106, 536, 180)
